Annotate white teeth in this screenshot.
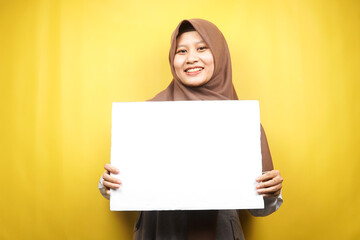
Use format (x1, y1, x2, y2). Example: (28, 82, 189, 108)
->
(186, 67, 203, 73)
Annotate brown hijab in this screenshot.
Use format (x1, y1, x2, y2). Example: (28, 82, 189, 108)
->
(151, 18, 238, 101)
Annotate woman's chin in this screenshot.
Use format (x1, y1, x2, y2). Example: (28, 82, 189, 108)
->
(180, 78, 209, 87)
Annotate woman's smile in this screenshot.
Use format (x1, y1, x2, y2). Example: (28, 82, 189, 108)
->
(184, 66, 204, 75)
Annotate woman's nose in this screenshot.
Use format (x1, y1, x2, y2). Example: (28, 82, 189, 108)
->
(186, 50, 199, 64)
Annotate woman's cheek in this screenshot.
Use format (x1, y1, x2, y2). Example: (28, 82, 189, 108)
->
(204, 53, 214, 66)
(173, 56, 184, 77)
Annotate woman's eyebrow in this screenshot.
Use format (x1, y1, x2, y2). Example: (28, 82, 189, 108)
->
(176, 41, 206, 48)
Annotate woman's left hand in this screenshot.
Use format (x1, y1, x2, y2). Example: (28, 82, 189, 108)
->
(255, 170, 283, 197)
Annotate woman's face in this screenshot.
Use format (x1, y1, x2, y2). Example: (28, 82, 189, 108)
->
(174, 31, 214, 87)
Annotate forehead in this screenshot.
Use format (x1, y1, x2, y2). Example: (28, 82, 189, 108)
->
(176, 31, 205, 47)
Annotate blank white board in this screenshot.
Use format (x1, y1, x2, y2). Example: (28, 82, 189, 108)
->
(110, 100, 264, 211)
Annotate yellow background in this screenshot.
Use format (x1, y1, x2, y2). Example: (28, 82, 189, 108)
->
(1, 0, 359, 239)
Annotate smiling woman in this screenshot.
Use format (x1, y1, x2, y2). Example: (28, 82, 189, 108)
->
(98, 19, 283, 240)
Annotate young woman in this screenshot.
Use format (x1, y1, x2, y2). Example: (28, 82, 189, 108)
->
(98, 19, 283, 240)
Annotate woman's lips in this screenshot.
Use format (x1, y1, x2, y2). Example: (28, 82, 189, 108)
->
(184, 67, 204, 76)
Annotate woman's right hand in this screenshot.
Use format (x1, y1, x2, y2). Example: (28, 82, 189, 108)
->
(102, 163, 121, 196)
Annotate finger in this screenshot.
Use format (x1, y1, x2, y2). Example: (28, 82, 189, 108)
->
(256, 175, 283, 189)
(256, 170, 279, 182)
(256, 170, 280, 182)
(103, 172, 122, 184)
(104, 163, 119, 174)
(263, 189, 281, 198)
(106, 189, 111, 195)
(103, 180, 121, 189)
(257, 183, 282, 194)
(102, 171, 111, 182)
(259, 182, 282, 193)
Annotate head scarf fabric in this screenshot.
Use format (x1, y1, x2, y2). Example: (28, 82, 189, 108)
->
(151, 18, 238, 101)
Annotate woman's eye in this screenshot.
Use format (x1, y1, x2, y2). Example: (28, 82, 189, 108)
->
(176, 49, 186, 54)
(198, 46, 208, 51)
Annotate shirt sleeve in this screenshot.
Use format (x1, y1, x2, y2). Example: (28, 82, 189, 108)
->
(248, 191, 283, 217)
(98, 175, 110, 200)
